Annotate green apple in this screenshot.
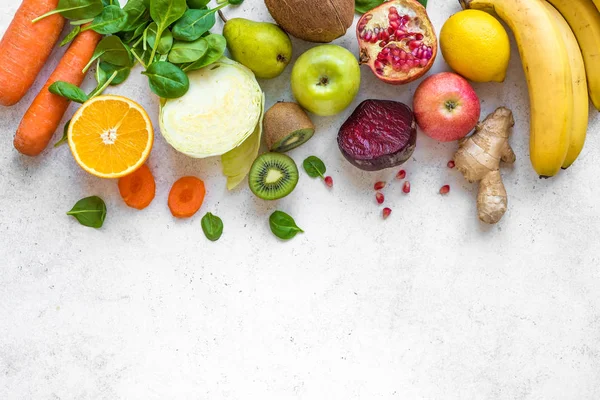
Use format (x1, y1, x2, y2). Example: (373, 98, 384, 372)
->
(291, 45, 361, 116)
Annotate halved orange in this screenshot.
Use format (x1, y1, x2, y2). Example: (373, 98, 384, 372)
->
(68, 95, 154, 179)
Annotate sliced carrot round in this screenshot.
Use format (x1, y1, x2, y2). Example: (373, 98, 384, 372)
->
(118, 164, 156, 210)
(168, 176, 206, 218)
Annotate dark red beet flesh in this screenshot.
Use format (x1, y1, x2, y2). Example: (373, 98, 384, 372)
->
(338, 100, 417, 171)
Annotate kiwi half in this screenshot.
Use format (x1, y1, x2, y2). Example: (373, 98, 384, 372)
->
(249, 153, 299, 200)
(265, 102, 315, 153)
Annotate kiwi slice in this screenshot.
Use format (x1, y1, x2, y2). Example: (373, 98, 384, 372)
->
(264, 102, 315, 152)
(249, 153, 299, 200)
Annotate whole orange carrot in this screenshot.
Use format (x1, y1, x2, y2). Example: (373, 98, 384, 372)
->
(0, 0, 65, 107)
(14, 29, 102, 156)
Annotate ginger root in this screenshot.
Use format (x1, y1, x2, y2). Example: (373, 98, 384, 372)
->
(454, 107, 516, 224)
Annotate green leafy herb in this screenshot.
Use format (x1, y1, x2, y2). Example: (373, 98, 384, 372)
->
(83, 35, 132, 73)
(33, 0, 104, 23)
(172, 9, 216, 42)
(82, 5, 128, 34)
(201, 212, 224, 241)
(48, 81, 89, 103)
(96, 61, 131, 86)
(67, 196, 107, 229)
(168, 38, 208, 63)
(269, 211, 304, 241)
(143, 61, 189, 98)
(60, 26, 81, 47)
(302, 156, 326, 179)
(148, 0, 187, 61)
(146, 23, 174, 55)
(187, 0, 210, 9)
(88, 70, 118, 98)
(183, 34, 226, 72)
(355, 0, 425, 13)
(122, 0, 150, 32)
(101, 0, 120, 6)
(54, 120, 71, 148)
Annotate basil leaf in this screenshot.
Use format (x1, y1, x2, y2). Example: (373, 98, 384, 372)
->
(67, 196, 107, 229)
(187, 0, 209, 9)
(33, 0, 104, 22)
(183, 34, 226, 72)
(122, 0, 150, 32)
(60, 26, 81, 47)
(302, 156, 326, 179)
(168, 38, 208, 63)
(96, 61, 131, 86)
(83, 35, 132, 72)
(54, 119, 71, 148)
(172, 9, 216, 42)
(83, 5, 128, 34)
(201, 212, 224, 241)
(269, 211, 304, 240)
(48, 81, 89, 103)
(146, 23, 173, 55)
(143, 61, 189, 98)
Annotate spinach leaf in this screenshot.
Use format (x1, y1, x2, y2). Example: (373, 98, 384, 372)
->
(201, 212, 224, 241)
(96, 61, 131, 86)
(122, 0, 150, 32)
(54, 120, 71, 148)
(60, 26, 81, 47)
(142, 61, 189, 98)
(303, 156, 326, 179)
(33, 0, 104, 23)
(83, 5, 128, 34)
(168, 38, 208, 64)
(67, 196, 107, 229)
(101, 0, 120, 5)
(146, 23, 173, 55)
(183, 34, 226, 71)
(187, 0, 210, 9)
(148, 0, 186, 60)
(269, 211, 304, 241)
(120, 21, 149, 43)
(83, 35, 132, 73)
(48, 81, 89, 103)
(172, 9, 216, 42)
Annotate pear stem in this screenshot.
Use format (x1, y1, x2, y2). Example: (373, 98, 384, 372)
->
(218, 10, 228, 23)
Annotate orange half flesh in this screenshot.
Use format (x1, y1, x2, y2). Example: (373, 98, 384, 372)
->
(68, 95, 154, 179)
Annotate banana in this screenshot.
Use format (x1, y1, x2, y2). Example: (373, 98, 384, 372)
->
(460, 0, 571, 177)
(544, 2, 589, 169)
(546, 0, 600, 111)
(594, 0, 600, 14)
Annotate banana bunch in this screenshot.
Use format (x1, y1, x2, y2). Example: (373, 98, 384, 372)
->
(460, 0, 600, 176)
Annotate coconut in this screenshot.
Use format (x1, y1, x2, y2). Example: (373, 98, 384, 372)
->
(264, 0, 354, 43)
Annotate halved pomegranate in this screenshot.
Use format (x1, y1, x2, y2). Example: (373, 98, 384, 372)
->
(357, 0, 437, 85)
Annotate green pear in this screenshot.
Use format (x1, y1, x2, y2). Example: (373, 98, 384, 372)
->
(223, 18, 293, 79)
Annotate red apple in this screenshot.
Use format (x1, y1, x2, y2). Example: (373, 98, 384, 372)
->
(413, 72, 481, 142)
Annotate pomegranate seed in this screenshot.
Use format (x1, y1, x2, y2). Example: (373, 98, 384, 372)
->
(396, 170, 406, 180)
(374, 181, 386, 190)
(390, 20, 399, 30)
(447, 160, 455, 169)
(402, 181, 411, 194)
(376, 192, 384, 204)
(379, 41, 388, 48)
(439, 185, 450, 195)
(325, 176, 333, 188)
(364, 30, 372, 41)
(382, 207, 392, 219)
(388, 6, 397, 14)
(415, 33, 424, 40)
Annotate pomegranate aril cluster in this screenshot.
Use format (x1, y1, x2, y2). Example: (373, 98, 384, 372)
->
(359, 6, 434, 76)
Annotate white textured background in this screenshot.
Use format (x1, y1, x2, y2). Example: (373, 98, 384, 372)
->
(1, 1, 600, 399)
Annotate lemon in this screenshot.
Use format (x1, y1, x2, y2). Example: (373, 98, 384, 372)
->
(440, 10, 510, 83)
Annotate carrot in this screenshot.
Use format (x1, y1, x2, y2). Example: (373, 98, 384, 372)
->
(168, 176, 206, 218)
(0, 0, 65, 107)
(118, 164, 156, 210)
(14, 28, 102, 156)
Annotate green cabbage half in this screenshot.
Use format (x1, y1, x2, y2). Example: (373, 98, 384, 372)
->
(159, 58, 263, 159)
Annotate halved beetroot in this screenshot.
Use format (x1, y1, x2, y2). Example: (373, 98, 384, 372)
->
(357, 0, 437, 85)
(338, 100, 417, 171)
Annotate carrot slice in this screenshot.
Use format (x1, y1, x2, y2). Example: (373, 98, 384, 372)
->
(118, 164, 156, 210)
(168, 176, 206, 218)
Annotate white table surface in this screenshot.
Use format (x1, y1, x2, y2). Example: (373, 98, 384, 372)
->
(1, 1, 600, 399)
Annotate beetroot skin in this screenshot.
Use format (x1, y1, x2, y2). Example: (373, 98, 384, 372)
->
(338, 100, 417, 171)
